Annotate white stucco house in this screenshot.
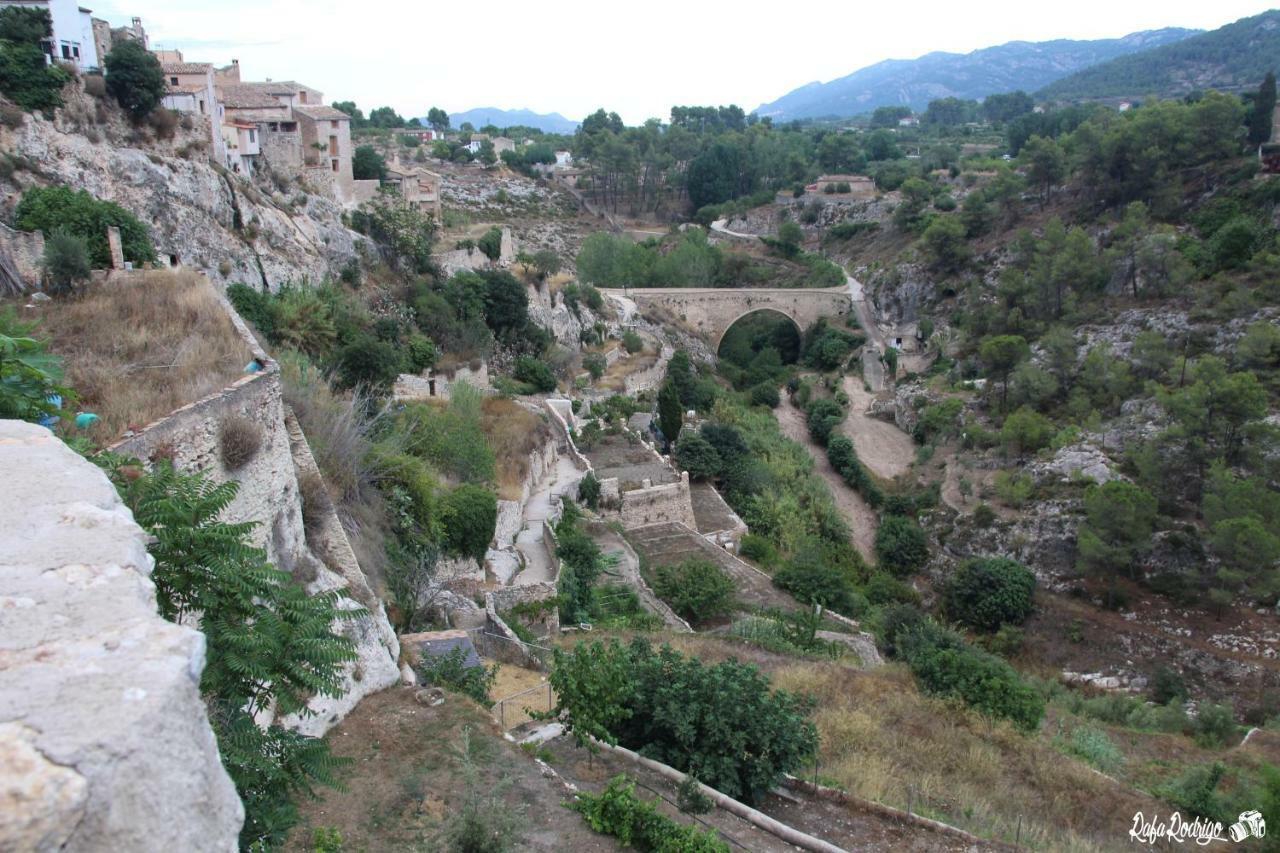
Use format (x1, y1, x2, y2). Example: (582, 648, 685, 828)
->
(0, 0, 98, 71)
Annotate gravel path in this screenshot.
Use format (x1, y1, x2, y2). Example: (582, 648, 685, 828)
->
(839, 377, 916, 482)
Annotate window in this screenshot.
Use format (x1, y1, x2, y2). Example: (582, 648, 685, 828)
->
(249, 129, 256, 143)
(331, 159, 338, 172)
(198, 99, 205, 114)
(60, 43, 71, 59)
(72, 45, 79, 60)
(328, 134, 338, 156)
(330, 120, 338, 129)
(170, 76, 179, 85)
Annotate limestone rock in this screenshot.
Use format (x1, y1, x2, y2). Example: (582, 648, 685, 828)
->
(0, 421, 243, 851)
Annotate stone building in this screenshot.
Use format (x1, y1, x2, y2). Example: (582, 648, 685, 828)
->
(159, 53, 227, 165)
(383, 163, 442, 220)
(295, 103, 354, 201)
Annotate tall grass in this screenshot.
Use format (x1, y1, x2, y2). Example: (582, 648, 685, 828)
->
(32, 271, 247, 441)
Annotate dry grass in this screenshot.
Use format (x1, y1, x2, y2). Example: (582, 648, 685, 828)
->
(481, 397, 551, 500)
(31, 271, 248, 442)
(632, 633, 1169, 852)
(218, 415, 262, 470)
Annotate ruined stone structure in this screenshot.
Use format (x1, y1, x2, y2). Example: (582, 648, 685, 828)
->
(606, 286, 851, 348)
(0, 421, 243, 851)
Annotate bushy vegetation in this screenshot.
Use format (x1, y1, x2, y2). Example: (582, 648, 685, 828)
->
(572, 775, 729, 852)
(548, 637, 818, 803)
(104, 39, 165, 118)
(881, 606, 1045, 731)
(0, 8, 70, 111)
(0, 307, 70, 423)
(16, 186, 156, 268)
(651, 558, 736, 624)
(943, 557, 1036, 632)
(417, 646, 498, 704)
(110, 462, 357, 849)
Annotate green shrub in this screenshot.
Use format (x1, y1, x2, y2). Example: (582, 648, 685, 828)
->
(417, 646, 498, 704)
(674, 432, 723, 481)
(805, 398, 844, 446)
(0, 8, 71, 111)
(773, 552, 865, 617)
(1193, 703, 1238, 748)
(749, 383, 780, 408)
(226, 283, 278, 337)
(15, 186, 155, 268)
(652, 558, 735, 624)
(827, 435, 885, 507)
(549, 638, 818, 803)
(583, 352, 606, 380)
(571, 775, 729, 852)
(892, 617, 1044, 731)
(513, 356, 555, 392)
(738, 533, 777, 567)
(874, 515, 928, 576)
(863, 572, 920, 606)
(332, 333, 403, 391)
(578, 471, 601, 510)
(41, 230, 90, 294)
(406, 334, 438, 372)
(1156, 763, 1227, 823)
(943, 557, 1036, 632)
(1064, 726, 1123, 774)
(441, 484, 498, 566)
(622, 330, 644, 353)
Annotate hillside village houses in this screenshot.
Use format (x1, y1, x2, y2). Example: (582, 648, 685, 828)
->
(0, 0, 147, 72)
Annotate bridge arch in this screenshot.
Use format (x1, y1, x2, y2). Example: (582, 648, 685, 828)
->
(715, 307, 803, 354)
(603, 286, 852, 350)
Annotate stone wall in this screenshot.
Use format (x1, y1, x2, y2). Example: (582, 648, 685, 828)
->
(436, 227, 515, 275)
(623, 344, 674, 395)
(392, 361, 493, 402)
(618, 471, 697, 529)
(0, 222, 45, 291)
(109, 368, 399, 733)
(0, 421, 243, 851)
(259, 129, 303, 179)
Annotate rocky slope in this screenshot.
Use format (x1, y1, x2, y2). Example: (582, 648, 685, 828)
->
(0, 85, 365, 291)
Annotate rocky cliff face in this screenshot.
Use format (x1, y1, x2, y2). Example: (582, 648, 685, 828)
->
(0, 421, 243, 851)
(0, 86, 366, 291)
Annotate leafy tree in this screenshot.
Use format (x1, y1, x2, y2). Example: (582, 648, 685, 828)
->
(0, 308, 70, 422)
(982, 90, 1035, 124)
(686, 141, 743, 209)
(119, 464, 356, 848)
(367, 105, 406, 128)
(1249, 72, 1276, 146)
(657, 380, 682, 445)
(15, 186, 155, 268)
(479, 269, 526, 338)
(331, 100, 365, 126)
(582, 352, 606, 380)
(352, 144, 387, 181)
(875, 515, 928, 576)
(674, 432, 723, 481)
(426, 106, 449, 133)
(944, 557, 1036, 631)
(1077, 481, 1158, 603)
(773, 546, 864, 616)
(979, 335, 1030, 409)
(0, 7, 69, 110)
(104, 40, 165, 118)
(442, 484, 497, 566)
(41, 230, 90, 294)
(578, 471, 601, 510)
(652, 558, 735, 624)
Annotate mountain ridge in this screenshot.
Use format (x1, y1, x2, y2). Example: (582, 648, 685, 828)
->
(430, 107, 579, 134)
(754, 28, 1200, 121)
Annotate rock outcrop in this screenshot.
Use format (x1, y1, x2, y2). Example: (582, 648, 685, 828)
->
(0, 87, 365, 290)
(0, 420, 243, 851)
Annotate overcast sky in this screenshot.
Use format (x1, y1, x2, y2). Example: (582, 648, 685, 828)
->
(92, 0, 1277, 126)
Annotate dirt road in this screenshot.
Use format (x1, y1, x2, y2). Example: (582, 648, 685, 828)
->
(840, 376, 916, 482)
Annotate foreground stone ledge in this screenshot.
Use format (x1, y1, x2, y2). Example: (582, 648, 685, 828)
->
(0, 421, 242, 852)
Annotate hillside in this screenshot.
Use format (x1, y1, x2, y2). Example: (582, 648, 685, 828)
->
(436, 107, 578, 134)
(754, 28, 1197, 120)
(1039, 9, 1280, 100)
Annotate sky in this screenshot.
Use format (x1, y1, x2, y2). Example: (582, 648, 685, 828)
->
(92, 0, 1279, 126)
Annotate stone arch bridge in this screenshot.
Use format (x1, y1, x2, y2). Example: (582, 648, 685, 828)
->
(602, 286, 852, 349)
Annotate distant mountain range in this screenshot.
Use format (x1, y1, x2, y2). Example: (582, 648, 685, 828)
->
(753, 28, 1199, 121)
(431, 108, 579, 135)
(1039, 10, 1280, 101)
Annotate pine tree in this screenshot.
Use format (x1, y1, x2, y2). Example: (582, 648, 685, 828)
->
(1249, 72, 1277, 147)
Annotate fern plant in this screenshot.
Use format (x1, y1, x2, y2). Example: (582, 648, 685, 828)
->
(118, 462, 359, 849)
